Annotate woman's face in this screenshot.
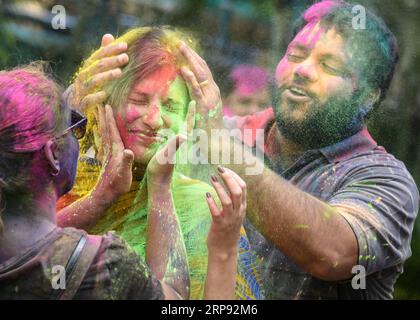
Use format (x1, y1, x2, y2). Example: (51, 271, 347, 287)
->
(115, 65, 190, 164)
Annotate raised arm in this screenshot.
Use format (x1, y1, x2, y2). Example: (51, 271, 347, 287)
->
(57, 34, 131, 230)
(57, 104, 134, 230)
(145, 102, 196, 300)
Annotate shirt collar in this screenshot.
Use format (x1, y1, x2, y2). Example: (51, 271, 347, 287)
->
(319, 127, 379, 163)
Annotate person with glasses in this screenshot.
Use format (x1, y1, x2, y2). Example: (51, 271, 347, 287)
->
(0, 65, 247, 300)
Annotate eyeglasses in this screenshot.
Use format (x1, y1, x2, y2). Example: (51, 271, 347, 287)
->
(61, 110, 87, 140)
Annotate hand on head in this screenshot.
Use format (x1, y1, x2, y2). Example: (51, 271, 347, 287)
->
(94, 104, 134, 202)
(68, 34, 129, 113)
(178, 42, 223, 131)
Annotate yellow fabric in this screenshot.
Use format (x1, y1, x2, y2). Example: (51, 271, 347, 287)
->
(61, 159, 262, 299)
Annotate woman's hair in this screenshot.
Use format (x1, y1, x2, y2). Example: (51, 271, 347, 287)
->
(0, 63, 64, 232)
(77, 26, 197, 154)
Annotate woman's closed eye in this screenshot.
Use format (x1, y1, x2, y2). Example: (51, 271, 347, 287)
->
(128, 98, 148, 106)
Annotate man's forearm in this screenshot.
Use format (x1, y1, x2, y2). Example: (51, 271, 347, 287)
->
(225, 140, 358, 281)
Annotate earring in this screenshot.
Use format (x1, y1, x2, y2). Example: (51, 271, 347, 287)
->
(51, 168, 60, 176)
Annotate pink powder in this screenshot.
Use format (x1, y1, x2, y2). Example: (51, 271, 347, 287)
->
(230, 65, 269, 96)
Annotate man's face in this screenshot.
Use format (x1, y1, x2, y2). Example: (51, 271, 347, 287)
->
(115, 66, 189, 165)
(274, 21, 365, 149)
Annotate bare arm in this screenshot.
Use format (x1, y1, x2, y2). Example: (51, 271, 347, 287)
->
(204, 167, 247, 300)
(58, 34, 131, 230)
(57, 104, 133, 230)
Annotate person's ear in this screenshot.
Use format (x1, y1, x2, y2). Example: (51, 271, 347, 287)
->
(43, 139, 60, 176)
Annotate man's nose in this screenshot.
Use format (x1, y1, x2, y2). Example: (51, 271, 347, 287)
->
(143, 102, 164, 130)
(294, 60, 318, 83)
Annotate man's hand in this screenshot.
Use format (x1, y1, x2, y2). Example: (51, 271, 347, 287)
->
(67, 34, 129, 113)
(94, 104, 134, 203)
(179, 42, 223, 130)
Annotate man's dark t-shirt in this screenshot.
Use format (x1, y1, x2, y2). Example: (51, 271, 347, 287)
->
(0, 227, 163, 300)
(225, 110, 419, 300)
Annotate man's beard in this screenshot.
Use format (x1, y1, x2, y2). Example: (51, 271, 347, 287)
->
(273, 87, 366, 150)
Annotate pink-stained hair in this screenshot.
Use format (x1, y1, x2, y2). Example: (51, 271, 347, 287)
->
(0, 65, 64, 153)
(230, 64, 269, 97)
(0, 64, 64, 232)
(303, 0, 341, 23)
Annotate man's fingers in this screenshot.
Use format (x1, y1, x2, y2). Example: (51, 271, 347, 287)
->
(97, 54, 129, 73)
(181, 67, 206, 107)
(179, 42, 208, 78)
(81, 54, 128, 81)
(88, 41, 128, 63)
(217, 166, 243, 211)
(101, 34, 115, 47)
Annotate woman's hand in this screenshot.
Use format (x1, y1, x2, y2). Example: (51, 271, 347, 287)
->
(145, 103, 196, 301)
(204, 166, 247, 300)
(146, 101, 196, 187)
(179, 42, 223, 130)
(94, 104, 134, 203)
(65, 34, 129, 113)
(206, 166, 247, 256)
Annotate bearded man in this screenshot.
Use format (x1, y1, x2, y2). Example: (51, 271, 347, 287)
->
(178, 0, 419, 299)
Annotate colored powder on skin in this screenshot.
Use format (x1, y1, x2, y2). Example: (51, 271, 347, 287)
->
(59, 28, 263, 300)
(60, 168, 263, 299)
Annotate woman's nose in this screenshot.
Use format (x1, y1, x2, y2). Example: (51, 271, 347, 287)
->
(143, 103, 164, 130)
